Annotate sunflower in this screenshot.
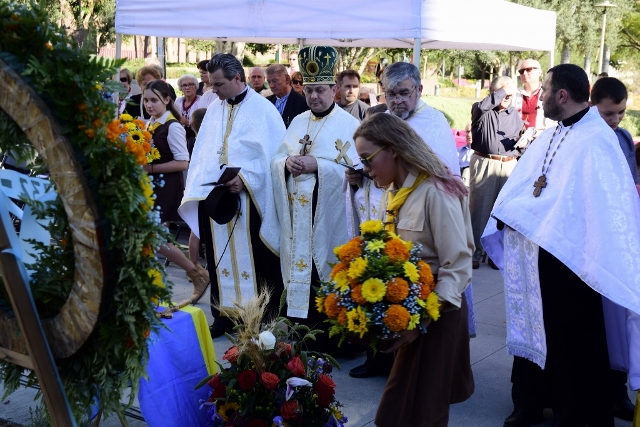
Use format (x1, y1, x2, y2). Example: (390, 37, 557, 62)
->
(359, 219, 383, 234)
(386, 277, 409, 303)
(383, 238, 410, 262)
(218, 402, 240, 422)
(324, 293, 341, 318)
(383, 304, 410, 332)
(348, 256, 367, 280)
(350, 285, 367, 305)
(403, 262, 419, 283)
(315, 296, 325, 314)
(346, 306, 369, 338)
(361, 278, 386, 303)
(426, 292, 441, 321)
(129, 129, 145, 143)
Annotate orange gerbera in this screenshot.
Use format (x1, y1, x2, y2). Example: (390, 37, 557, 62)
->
(383, 304, 410, 332)
(418, 260, 435, 289)
(383, 238, 410, 262)
(351, 285, 367, 305)
(337, 307, 348, 325)
(337, 237, 363, 263)
(386, 277, 410, 303)
(324, 293, 341, 318)
(330, 262, 348, 279)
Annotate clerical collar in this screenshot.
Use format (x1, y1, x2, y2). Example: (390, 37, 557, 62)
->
(560, 106, 589, 127)
(227, 86, 248, 105)
(311, 103, 335, 119)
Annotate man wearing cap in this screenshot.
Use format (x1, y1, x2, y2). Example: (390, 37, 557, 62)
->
(271, 46, 359, 354)
(180, 53, 286, 338)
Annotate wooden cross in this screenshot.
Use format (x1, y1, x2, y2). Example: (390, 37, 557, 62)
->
(533, 174, 547, 197)
(299, 134, 312, 155)
(334, 139, 353, 165)
(295, 258, 308, 272)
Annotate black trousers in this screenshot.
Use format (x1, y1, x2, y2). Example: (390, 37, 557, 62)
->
(511, 248, 613, 426)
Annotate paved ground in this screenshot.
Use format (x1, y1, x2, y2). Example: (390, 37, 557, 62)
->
(0, 244, 636, 426)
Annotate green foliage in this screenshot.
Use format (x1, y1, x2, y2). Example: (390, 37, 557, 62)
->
(0, 2, 172, 422)
(423, 96, 475, 129)
(621, 110, 640, 137)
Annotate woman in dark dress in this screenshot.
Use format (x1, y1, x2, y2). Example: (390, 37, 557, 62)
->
(143, 80, 209, 302)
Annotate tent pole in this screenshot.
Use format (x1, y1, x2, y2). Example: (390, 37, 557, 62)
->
(413, 38, 421, 69)
(116, 34, 122, 60)
(548, 50, 554, 68)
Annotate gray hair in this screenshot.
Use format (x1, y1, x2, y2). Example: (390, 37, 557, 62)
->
(490, 75, 513, 91)
(266, 64, 288, 77)
(206, 53, 246, 82)
(177, 74, 199, 87)
(381, 62, 421, 91)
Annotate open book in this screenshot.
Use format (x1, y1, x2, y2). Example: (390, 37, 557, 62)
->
(202, 165, 241, 186)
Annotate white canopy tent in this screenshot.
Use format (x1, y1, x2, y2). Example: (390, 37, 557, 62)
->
(115, 0, 556, 66)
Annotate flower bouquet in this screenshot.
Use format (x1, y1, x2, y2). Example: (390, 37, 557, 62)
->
(196, 290, 347, 427)
(105, 113, 160, 165)
(317, 219, 440, 347)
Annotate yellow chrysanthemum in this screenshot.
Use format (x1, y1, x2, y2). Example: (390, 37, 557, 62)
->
(119, 113, 134, 122)
(125, 122, 137, 131)
(426, 292, 441, 321)
(148, 269, 165, 304)
(359, 219, 383, 234)
(334, 270, 350, 292)
(315, 296, 325, 313)
(408, 313, 421, 330)
(361, 278, 386, 303)
(346, 306, 369, 338)
(403, 262, 419, 283)
(366, 239, 385, 252)
(348, 256, 368, 280)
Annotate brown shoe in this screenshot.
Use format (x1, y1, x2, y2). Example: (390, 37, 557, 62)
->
(472, 260, 480, 269)
(187, 264, 210, 304)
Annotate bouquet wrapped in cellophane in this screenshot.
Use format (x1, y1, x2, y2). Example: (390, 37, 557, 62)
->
(317, 219, 440, 347)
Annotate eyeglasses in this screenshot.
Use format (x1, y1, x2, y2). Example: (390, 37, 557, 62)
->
(518, 67, 538, 75)
(119, 77, 129, 83)
(386, 86, 416, 102)
(181, 83, 197, 88)
(359, 146, 385, 168)
(292, 79, 303, 85)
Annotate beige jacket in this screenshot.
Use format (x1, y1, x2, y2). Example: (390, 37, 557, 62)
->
(393, 173, 474, 308)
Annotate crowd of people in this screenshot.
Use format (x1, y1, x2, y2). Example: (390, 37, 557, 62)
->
(115, 47, 640, 427)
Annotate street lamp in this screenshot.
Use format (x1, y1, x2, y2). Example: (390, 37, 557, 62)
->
(596, 1, 617, 75)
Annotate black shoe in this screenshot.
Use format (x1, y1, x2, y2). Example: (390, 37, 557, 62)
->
(503, 408, 544, 427)
(472, 260, 480, 269)
(209, 317, 234, 339)
(349, 363, 388, 378)
(488, 258, 500, 270)
(613, 395, 635, 421)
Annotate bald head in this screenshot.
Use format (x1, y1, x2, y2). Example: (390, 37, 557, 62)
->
(518, 58, 542, 92)
(250, 67, 266, 92)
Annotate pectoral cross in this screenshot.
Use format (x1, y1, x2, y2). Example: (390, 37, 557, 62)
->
(533, 174, 547, 197)
(299, 134, 312, 155)
(334, 139, 353, 165)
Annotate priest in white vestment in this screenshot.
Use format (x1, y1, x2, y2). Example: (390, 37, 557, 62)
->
(481, 64, 640, 425)
(179, 54, 286, 337)
(271, 46, 359, 355)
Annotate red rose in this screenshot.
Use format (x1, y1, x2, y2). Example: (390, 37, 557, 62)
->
(222, 346, 239, 364)
(247, 420, 268, 427)
(260, 372, 280, 390)
(277, 342, 292, 357)
(207, 374, 222, 390)
(238, 369, 257, 390)
(280, 399, 302, 420)
(313, 374, 336, 408)
(207, 374, 226, 399)
(285, 356, 306, 377)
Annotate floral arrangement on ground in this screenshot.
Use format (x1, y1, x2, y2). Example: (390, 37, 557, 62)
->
(196, 290, 348, 427)
(317, 219, 440, 348)
(0, 2, 172, 421)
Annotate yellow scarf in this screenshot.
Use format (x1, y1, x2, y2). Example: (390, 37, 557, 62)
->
(147, 112, 176, 134)
(384, 174, 427, 233)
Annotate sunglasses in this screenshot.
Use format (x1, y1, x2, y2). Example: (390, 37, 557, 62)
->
(359, 146, 385, 168)
(518, 67, 538, 75)
(119, 77, 129, 83)
(292, 79, 303, 85)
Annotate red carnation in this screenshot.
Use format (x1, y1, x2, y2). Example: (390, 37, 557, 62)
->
(314, 374, 336, 408)
(286, 356, 306, 377)
(260, 372, 280, 390)
(280, 399, 302, 420)
(222, 346, 239, 364)
(238, 369, 257, 390)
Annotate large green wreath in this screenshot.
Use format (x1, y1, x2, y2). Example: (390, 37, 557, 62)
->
(0, 2, 173, 421)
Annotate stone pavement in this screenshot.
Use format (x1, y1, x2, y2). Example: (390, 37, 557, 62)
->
(0, 248, 636, 426)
